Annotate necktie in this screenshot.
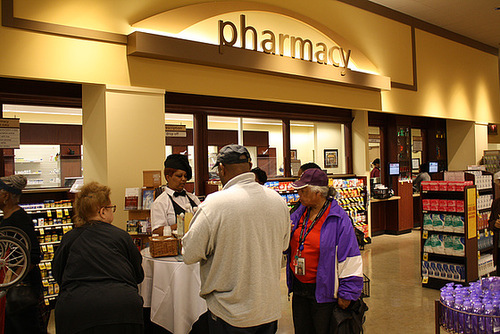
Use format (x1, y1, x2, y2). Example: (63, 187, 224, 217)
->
(174, 190, 187, 197)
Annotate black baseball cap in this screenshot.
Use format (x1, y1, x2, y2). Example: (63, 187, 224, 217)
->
(214, 144, 251, 168)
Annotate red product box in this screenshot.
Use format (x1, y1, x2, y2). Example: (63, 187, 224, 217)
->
(286, 182, 294, 191)
(438, 200, 448, 211)
(430, 181, 440, 191)
(430, 199, 440, 211)
(422, 199, 431, 211)
(447, 200, 457, 212)
(438, 182, 448, 191)
(447, 182, 456, 192)
(421, 181, 431, 191)
(456, 200, 465, 212)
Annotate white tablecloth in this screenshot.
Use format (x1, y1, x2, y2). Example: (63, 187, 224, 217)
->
(139, 248, 207, 334)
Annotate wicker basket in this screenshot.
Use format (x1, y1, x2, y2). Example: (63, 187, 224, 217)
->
(149, 236, 179, 257)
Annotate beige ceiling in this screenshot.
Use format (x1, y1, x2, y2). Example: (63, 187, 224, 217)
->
(368, 0, 500, 48)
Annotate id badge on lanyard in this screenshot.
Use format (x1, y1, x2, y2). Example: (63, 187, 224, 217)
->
(293, 200, 330, 277)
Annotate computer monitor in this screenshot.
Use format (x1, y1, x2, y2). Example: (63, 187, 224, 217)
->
(428, 162, 439, 173)
(388, 162, 400, 176)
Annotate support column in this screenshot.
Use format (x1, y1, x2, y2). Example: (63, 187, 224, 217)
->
(352, 110, 371, 237)
(447, 120, 488, 170)
(82, 84, 165, 230)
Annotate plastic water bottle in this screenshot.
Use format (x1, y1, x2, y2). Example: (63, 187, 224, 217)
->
(455, 297, 464, 334)
(444, 294, 455, 330)
(463, 299, 473, 334)
(492, 299, 500, 333)
(473, 300, 485, 334)
(485, 303, 494, 334)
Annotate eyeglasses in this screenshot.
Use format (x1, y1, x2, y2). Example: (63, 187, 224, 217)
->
(103, 205, 116, 213)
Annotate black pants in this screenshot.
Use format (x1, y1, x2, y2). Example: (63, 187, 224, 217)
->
(292, 276, 335, 334)
(76, 323, 144, 334)
(206, 311, 277, 334)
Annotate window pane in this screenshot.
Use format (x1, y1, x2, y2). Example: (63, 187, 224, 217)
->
(290, 121, 346, 175)
(15, 145, 61, 188)
(164, 113, 194, 183)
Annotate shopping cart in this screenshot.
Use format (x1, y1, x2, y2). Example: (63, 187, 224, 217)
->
(362, 274, 370, 298)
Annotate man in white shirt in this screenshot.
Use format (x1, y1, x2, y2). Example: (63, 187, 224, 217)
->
(151, 154, 200, 235)
(183, 144, 291, 334)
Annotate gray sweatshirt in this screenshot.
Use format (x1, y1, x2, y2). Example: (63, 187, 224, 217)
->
(182, 172, 291, 327)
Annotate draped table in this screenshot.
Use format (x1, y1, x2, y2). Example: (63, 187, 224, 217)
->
(139, 248, 207, 334)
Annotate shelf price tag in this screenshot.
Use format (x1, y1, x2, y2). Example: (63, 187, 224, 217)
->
(46, 210, 52, 218)
(45, 262, 52, 270)
(422, 276, 429, 284)
(39, 263, 46, 270)
(64, 209, 69, 216)
(39, 228, 44, 235)
(485, 230, 489, 237)
(423, 231, 428, 239)
(47, 245, 54, 253)
(41, 245, 47, 252)
(56, 210, 63, 218)
(45, 299, 50, 306)
(423, 253, 428, 261)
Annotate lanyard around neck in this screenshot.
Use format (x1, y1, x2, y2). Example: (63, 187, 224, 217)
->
(298, 199, 330, 251)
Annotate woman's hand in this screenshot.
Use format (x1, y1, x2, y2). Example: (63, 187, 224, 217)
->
(338, 297, 351, 309)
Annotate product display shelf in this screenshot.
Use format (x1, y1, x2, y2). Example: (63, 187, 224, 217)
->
(265, 175, 369, 242)
(18, 190, 75, 309)
(330, 176, 369, 243)
(482, 150, 500, 174)
(421, 170, 497, 289)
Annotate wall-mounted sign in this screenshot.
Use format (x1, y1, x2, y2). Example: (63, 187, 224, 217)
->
(0, 118, 20, 149)
(165, 124, 187, 137)
(130, 9, 391, 91)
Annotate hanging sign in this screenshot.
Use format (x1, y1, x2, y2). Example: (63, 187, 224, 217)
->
(0, 118, 20, 149)
(165, 124, 187, 137)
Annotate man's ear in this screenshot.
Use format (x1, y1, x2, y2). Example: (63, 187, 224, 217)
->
(218, 164, 226, 177)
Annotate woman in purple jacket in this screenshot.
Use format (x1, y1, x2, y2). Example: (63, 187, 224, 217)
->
(286, 169, 363, 334)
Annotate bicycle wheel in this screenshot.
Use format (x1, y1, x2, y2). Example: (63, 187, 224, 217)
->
(0, 226, 31, 252)
(0, 236, 30, 289)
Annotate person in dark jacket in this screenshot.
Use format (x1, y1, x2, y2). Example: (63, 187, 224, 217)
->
(53, 182, 144, 334)
(0, 175, 46, 334)
(286, 169, 363, 334)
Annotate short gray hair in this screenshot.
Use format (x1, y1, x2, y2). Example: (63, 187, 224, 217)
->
(308, 185, 336, 198)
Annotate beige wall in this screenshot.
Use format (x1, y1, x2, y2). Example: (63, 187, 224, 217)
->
(0, 1, 497, 122)
(382, 30, 500, 124)
(82, 85, 165, 229)
(447, 120, 488, 170)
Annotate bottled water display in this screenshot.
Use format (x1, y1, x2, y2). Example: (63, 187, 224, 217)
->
(440, 277, 500, 334)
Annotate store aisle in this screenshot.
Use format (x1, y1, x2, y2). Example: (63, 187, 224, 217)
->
(277, 229, 441, 333)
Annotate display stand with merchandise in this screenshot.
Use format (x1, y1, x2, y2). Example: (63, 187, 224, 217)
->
(421, 171, 496, 290)
(16, 188, 75, 309)
(265, 174, 370, 242)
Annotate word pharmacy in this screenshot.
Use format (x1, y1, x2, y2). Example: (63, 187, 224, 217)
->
(218, 14, 352, 69)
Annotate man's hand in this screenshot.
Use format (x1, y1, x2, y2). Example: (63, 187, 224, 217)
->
(338, 297, 351, 309)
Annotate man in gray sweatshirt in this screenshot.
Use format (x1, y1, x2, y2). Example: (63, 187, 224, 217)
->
(183, 144, 291, 334)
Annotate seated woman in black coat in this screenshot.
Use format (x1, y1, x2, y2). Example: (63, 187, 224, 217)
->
(53, 182, 144, 334)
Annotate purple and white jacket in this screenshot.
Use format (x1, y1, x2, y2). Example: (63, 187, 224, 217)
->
(286, 199, 364, 303)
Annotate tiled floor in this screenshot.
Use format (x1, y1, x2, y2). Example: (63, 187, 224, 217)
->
(49, 229, 442, 333)
(277, 229, 441, 334)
